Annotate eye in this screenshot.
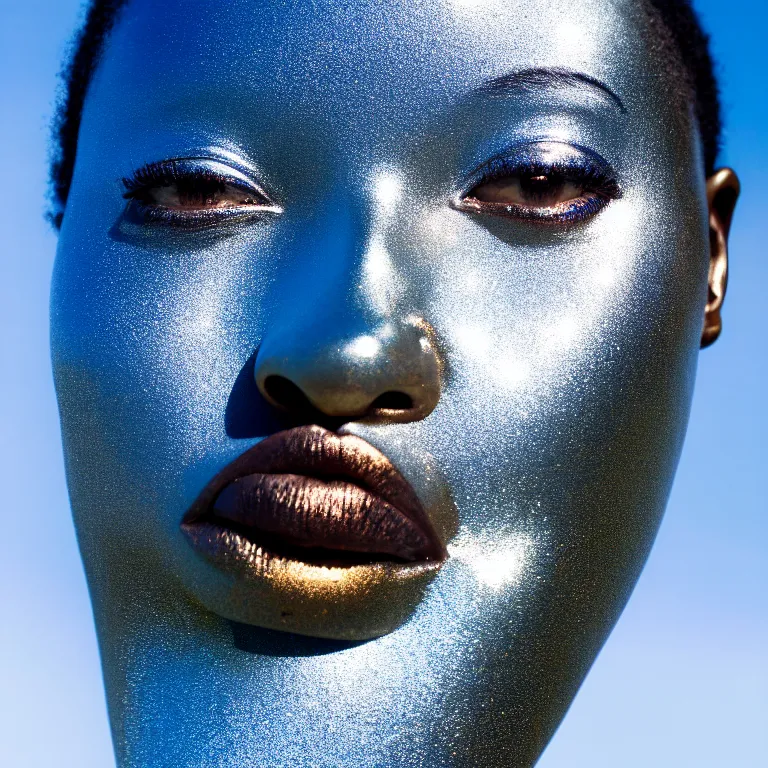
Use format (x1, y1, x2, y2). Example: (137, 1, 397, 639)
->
(122, 159, 281, 227)
(458, 143, 620, 224)
(471, 173, 586, 207)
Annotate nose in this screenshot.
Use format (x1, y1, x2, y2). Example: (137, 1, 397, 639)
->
(254, 316, 442, 424)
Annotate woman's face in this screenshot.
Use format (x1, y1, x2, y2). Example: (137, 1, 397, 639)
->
(53, 0, 711, 761)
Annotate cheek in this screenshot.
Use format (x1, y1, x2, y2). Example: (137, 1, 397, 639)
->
(394, 185, 708, 527)
(50, 220, 278, 545)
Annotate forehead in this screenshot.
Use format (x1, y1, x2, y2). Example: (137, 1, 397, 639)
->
(89, 0, 658, 150)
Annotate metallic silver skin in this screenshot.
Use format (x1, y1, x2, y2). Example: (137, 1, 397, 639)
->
(51, 0, 711, 765)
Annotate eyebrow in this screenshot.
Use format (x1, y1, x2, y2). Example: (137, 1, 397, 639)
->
(476, 67, 627, 114)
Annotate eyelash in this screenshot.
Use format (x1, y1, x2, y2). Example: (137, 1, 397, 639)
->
(460, 151, 621, 224)
(122, 160, 276, 228)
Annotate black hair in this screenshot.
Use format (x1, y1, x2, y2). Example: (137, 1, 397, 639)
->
(48, 0, 722, 228)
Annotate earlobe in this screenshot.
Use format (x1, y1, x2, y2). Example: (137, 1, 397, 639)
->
(702, 168, 740, 347)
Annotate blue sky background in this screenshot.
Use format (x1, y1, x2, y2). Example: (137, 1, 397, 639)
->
(0, 1, 764, 765)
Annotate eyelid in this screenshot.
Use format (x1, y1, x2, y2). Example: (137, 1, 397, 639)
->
(460, 141, 618, 195)
(122, 158, 283, 210)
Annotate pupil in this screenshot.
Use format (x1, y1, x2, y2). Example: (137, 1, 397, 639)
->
(520, 172, 562, 202)
(177, 177, 225, 206)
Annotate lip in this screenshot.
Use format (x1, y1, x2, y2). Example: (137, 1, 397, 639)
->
(182, 425, 447, 572)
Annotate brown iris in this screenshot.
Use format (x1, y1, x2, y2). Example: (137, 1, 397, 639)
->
(467, 171, 587, 208)
(137, 178, 258, 210)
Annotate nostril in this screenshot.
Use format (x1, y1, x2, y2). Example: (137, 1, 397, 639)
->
(263, 375, 313, 412)
(370, 391, 414, 412)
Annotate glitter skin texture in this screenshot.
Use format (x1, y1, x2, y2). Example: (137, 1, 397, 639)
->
(52, 0, 711, 766)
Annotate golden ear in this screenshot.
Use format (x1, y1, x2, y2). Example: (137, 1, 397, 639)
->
(701, 168, 740, 347)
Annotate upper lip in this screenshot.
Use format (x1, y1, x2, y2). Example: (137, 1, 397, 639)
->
(182, 425, 447, 564)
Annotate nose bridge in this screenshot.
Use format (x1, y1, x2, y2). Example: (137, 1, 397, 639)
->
(285, 188, 373, 313)
(358, 170, 410, 319)
(267, 167, 414, 334)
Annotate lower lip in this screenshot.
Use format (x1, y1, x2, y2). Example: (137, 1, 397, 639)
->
(181, 520, 441, 581)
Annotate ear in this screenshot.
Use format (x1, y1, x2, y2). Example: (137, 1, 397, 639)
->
(701, 168, 740, 347)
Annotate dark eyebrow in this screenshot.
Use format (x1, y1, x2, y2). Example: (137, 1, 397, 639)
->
(476, 67, 626, 114)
